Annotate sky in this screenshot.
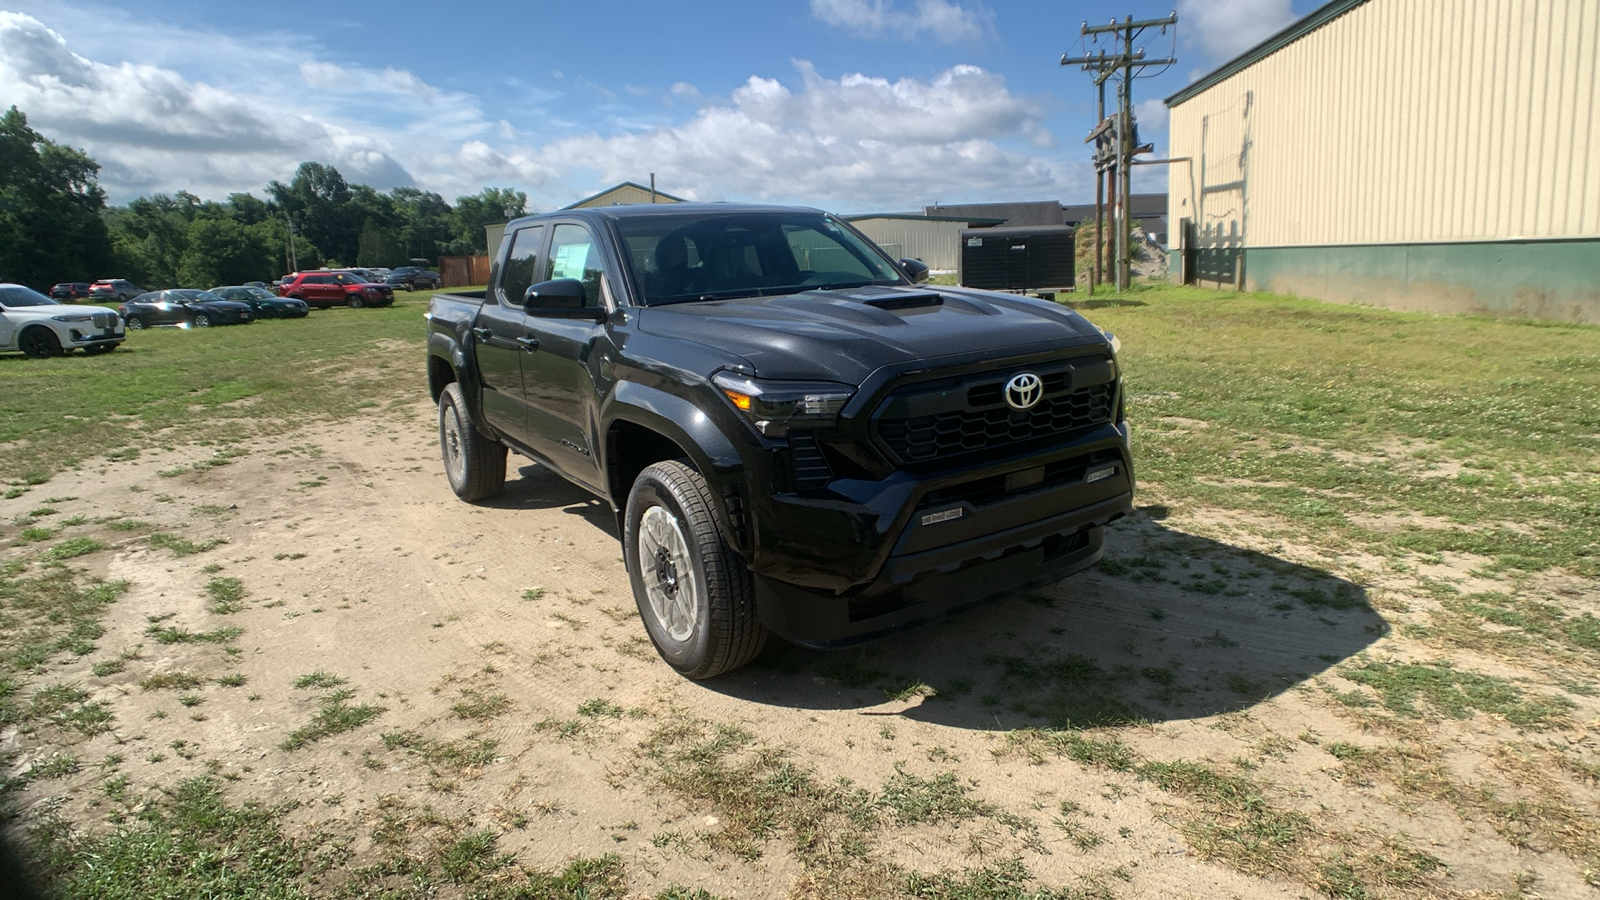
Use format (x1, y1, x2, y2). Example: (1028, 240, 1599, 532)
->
(0, 0, 1320, 212)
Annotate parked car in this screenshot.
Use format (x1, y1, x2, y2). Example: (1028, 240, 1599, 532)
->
(386, 266, 443, 291)
(0, 283, 124, 357)
(119, 289, 254, 328)
(50, 282, 92, 302)
(208, 285, 310, 318)
(88, 279, 147, 302)
(277, 271, 395, 308)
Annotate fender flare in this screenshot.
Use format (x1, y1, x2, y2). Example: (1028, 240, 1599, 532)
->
(427, 331, 497, 439)
(602, 381, 748, 548)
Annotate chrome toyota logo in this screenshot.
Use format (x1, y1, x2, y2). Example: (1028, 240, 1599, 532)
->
(1004, 373, 1043, 410)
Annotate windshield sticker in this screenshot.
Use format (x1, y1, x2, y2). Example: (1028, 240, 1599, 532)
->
(552, 243, 591, 281)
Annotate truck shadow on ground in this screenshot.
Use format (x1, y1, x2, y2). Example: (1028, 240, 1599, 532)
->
(481, 462, 618, 535)
(709, 509, 1390, 730)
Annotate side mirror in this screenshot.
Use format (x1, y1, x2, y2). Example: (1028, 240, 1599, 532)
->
(899, 257, 930, 284)
(523, 278, 588, 310)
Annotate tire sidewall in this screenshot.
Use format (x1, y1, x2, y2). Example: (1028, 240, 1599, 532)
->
(438, 386, 470, 496)
(625, 471, 714, 672)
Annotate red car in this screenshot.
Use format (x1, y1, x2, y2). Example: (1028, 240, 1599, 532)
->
(277, 271, 396, 309)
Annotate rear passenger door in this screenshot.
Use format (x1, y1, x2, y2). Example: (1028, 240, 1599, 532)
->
(474, 224, 546, 443)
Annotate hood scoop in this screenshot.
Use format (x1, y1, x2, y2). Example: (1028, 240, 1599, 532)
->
(826, 286, 944, 311)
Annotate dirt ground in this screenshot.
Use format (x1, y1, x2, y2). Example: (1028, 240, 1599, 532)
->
(7, 398, 1598, 898)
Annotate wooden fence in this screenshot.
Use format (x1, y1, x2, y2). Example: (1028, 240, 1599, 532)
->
(438, 256, 491, 287)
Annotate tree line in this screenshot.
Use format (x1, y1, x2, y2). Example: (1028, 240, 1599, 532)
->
(1, 106, 527, 290)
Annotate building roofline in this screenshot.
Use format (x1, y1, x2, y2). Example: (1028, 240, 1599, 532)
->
(843, 213, 1007, 224)
(1166, 0, 1368, 107)
(563, 180, 689, 210)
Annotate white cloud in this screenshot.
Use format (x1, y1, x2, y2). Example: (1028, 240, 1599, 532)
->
(1135, 98, 1168, 134)
(1177, 0, 1296, 64)
(810, 0, 992, 44)
(0, 8, 1089, 211)
(536, 62, 1078, 209)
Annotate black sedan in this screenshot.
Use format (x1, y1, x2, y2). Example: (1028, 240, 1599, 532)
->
(385, 266, 443, 291)
(208, 285, 309, 318)
(119, 290, 254, 329)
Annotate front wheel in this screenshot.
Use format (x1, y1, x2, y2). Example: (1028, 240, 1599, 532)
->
(125, 316, 145, 330)
(347, 295, 365, 309)
(192, 314, 211, 327)
(625, 461, 766, 679)
(438, 383, 506, 501)
(19, 327, 62, 358)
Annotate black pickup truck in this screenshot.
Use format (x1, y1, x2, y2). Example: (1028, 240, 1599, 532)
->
(427, 203, 1133, 678)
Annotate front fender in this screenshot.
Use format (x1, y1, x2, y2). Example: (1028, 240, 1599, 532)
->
(602, 381, 752, 550)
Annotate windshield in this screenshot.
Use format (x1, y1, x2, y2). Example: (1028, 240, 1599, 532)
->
(614, 212, 905, 306)
(247, 287, 276, 299)
(0, 286, 59, 308)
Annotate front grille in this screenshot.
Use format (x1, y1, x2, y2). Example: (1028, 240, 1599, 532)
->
(92, 313, 113, 328)
(875, 358, 1116, 465)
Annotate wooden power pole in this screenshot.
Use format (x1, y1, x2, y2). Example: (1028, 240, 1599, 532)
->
(1062, 13, 1176, 293)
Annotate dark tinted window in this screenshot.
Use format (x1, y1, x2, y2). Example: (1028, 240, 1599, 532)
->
(498, 225, 544, 306)
(0, 286, 56, 307)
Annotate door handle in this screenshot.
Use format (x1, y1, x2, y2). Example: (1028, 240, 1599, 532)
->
(516, 336, 541, 352)
(471, 327, 493, 342)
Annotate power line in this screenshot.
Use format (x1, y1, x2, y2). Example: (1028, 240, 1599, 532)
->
(1062, 12, 1178, 294)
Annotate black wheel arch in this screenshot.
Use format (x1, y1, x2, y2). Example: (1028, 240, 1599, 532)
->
(602, 385, 750, 556)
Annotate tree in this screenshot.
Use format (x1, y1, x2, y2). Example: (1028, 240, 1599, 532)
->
(0, 106, 114, 287)
(450, 188, 526, 255)
(177, 217, 275, 287)
(356, 217, 404, 268)
(268, 162, 361, 265)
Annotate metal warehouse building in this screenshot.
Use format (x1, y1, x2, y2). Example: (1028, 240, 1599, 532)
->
(1166, 0, 1599, 323)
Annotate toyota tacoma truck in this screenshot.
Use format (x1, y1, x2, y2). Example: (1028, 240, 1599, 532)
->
(426, 203, 1132, 678)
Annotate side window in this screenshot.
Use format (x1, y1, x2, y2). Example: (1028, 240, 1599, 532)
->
(306, 275, 331, 285)
(498, 225, 544, 306)
(542, 223, 605, 309)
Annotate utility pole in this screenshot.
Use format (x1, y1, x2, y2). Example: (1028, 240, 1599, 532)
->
(1062, 13, 1176, 293)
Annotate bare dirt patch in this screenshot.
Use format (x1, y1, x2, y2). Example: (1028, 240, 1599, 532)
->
(5, 400, 1597, 897)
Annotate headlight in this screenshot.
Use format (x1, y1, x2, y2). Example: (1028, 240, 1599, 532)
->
(711, 371, 853, 437)
(52, 314, 93, 323)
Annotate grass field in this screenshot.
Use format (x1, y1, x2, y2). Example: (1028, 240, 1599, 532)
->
(2, 284, 1598, 897)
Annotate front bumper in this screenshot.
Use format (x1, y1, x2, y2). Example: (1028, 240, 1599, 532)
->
(65, 326, 125, 347)
(744, 421, 1134, 646)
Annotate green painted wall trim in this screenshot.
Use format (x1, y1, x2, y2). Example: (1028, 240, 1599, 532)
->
(1238, 241, 1600, 324)
(1166, 0, 1369, 108)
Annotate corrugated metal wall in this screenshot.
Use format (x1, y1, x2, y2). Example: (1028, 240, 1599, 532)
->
(572, 184, 678, 208)
(1168, 0, 1600, 248)
(849, 218, 967, 269)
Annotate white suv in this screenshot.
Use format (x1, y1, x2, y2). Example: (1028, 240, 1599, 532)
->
(0, 283, 125, 357)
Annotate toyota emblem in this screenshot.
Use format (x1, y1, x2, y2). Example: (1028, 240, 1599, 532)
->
(1004, 373, 1043, 410)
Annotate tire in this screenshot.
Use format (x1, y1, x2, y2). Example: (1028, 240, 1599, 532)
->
(404, 283, 416, 292)
(259, 307, 276, 319)
(19, 327, 62, 358)
(347, 295, 365, 309)
(193, 314, 211, 328)
(625, 461, 766, 679)
(125, 316, 145, 330)
(438, 383, 506, 501)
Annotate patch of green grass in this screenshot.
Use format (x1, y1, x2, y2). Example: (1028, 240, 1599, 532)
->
(878, 767, 986, 826)
(291, 671, 346, 690)
(203, 577, 247, 614)
(986, 650, 1143, 726)
(1138, 759, 1309, 875)
(19, 526, 55, 542)
(147, 532, 221, 556)
(903, 857, 1089, 900)
(281, 686, 385, 751)
(451, 689, 512, 721)
(0, 303, 428, 483)
(381, 730, 500, 776)
(42, 537, 106, 561)
(144, 624, 243, 645)
(577, 697, 623, 718)
(138, 671, 207, 691)
(1340, 659, 1574, 729)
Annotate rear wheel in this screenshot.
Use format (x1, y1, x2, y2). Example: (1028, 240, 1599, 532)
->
(19, 327, 62, 358)
(438, 383, 506, 501)
(625, 461, 766, 679)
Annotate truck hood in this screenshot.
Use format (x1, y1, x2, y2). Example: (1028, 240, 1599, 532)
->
(635, 285, 1106, 384)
